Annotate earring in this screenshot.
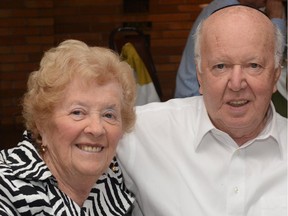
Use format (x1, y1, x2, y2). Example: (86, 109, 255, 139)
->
(112, 165, 117, 172)
(41, 144, 47, 153)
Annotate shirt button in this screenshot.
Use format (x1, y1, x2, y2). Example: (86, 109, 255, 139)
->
(234, 187, 239, 193)
(236, 149, 242, 156)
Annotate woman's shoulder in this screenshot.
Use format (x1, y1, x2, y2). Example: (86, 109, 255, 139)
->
(0, 134, 51, 181)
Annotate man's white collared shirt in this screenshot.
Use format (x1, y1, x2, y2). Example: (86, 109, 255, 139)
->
(117, 96, 287, 216)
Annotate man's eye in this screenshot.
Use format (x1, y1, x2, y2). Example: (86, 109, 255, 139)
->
(216, 64, 225, 69)
(212, 63, 229, 73)
(212, 63, 228, 71)
(245, 63, 263, 74)
(249, 63, 260, 69)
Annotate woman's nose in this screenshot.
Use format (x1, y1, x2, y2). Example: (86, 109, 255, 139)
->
(84, 115, 105, 136)
(227, 65, 247, 91)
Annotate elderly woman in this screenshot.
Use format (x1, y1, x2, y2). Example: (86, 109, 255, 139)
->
(0, 39, 137, 215)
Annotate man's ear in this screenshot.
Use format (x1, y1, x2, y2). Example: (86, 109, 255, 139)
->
(272, 66, 282, 93)
(196, 64, 203, 95)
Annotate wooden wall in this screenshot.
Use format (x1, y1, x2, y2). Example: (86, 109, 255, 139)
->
(0, 0, 210, 148)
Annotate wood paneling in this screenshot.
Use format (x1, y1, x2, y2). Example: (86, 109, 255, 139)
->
(1, 0, 211, 148)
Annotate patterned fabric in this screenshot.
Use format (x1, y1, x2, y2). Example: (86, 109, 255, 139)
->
(0, 132, 134, 216)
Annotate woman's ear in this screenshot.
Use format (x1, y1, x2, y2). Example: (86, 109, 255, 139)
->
(35, 121, 43, 135)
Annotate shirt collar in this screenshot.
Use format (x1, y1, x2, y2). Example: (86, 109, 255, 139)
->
(193, 98, 215, 150)
(256, 102, 286, 159)
(194, 99, 284, 158)
(6, 135, 52, 181)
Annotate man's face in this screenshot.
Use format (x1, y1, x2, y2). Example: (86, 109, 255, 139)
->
(197, 7, 280, 144)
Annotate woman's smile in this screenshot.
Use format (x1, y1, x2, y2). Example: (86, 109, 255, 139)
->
(76, 144, 104, 153)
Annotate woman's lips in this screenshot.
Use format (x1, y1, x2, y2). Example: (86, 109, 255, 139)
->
(76, 144, 104, 153)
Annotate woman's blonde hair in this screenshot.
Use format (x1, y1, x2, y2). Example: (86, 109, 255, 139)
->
(22, 39, 136, 143)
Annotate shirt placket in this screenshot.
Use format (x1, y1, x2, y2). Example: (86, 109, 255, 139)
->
(226, 148, 246, 216)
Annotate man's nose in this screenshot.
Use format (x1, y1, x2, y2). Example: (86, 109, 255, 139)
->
(227, 65, 247, 91)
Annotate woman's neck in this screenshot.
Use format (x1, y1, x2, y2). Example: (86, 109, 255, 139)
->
(42, 153, 98, 207)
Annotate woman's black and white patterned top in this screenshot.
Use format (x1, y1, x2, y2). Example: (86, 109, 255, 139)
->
(0, 132, 135, 216)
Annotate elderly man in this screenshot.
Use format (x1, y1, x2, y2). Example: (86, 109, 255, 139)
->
(117, 5, 287, 216)
(174, 0, 286, 100)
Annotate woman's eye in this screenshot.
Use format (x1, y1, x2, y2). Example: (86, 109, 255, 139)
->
(103, 110, 121, 124)
(104, 113, 115, 119)
(70, 109, 85, 120)
(71, 110, 82, 115)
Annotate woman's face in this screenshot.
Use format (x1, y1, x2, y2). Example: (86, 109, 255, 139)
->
(39, 77, 124, 184)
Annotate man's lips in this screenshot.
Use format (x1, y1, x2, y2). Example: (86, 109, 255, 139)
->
(227, 100, 249, 107)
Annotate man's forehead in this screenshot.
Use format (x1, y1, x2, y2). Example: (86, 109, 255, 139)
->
(202, 5, 274, 34)
(205, 5, 272, 25)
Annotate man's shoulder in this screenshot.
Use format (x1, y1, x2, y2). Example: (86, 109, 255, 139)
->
(135, 96, 203, 114)
(275, 113, 287, 128)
